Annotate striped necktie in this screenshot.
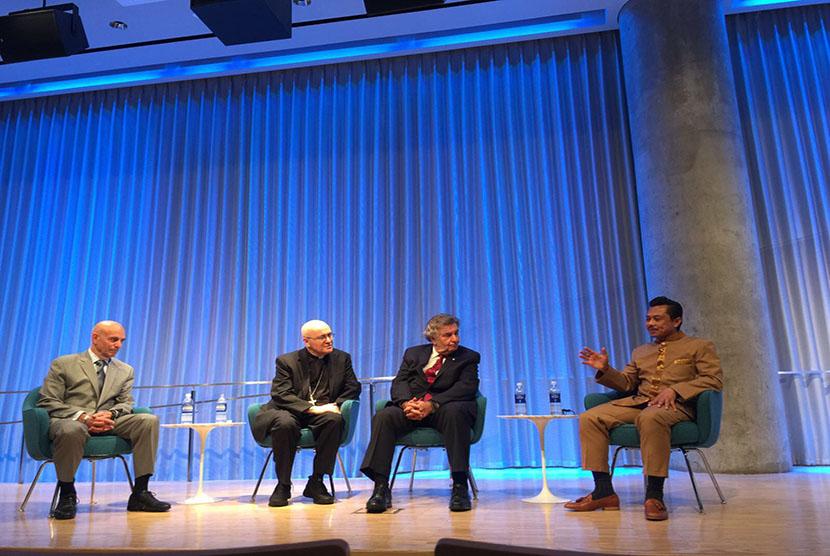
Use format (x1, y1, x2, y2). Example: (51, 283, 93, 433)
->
(94, 359, 108, 392)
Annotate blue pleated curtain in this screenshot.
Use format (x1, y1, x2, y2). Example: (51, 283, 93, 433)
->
(0, 32, 647, 482)
(2, 3, 828, 484)
(729, 5, 830, 464)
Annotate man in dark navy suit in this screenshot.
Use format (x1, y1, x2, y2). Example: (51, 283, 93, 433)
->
(360, 314, 480, 513)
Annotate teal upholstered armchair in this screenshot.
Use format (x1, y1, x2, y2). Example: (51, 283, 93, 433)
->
(246, 399, 360, 502)
(584, 389, 726, 513)
(374, 391, 487, 498)
(20, 387, 152, 514)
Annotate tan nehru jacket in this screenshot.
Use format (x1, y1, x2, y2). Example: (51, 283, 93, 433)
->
(595, 333, 723, 418)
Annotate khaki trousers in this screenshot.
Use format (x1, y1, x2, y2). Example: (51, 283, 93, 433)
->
(49, 413, 160, 482)
(579, 402, 691, 477)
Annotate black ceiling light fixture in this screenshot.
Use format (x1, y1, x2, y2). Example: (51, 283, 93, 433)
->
(363, 0, 446, 16)
(190, 0, 292, 46)
(0, 2, 89, 63)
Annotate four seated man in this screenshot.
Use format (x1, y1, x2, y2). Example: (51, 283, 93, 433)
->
(32, 302, 720, 518)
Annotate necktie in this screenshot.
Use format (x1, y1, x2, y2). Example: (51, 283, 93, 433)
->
(95, 359, 107, 392)
(423, 355, 444, 402)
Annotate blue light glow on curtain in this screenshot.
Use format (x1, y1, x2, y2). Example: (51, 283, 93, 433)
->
(0, 32, 648, 483)
(729, 5, 830, 464)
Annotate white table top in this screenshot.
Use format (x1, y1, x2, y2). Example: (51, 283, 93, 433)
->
(161, 421, 242, 429)
(497, 414, 578, 422)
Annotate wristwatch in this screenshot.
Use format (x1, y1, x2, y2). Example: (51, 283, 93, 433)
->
(80, 414, 90, 423)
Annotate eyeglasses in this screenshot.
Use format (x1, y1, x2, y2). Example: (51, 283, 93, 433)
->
(305, 332, 334, 341)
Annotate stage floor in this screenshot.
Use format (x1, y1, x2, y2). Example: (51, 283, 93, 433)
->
(2, 467, 828, 555)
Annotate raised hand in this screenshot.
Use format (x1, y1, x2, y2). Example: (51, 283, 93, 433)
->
(578, 346, 609, 372)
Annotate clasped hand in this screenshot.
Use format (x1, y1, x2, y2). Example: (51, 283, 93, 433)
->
(306, 403, 340, 414)
(85, 411, 115, 433)
(402, 398, 433, 421)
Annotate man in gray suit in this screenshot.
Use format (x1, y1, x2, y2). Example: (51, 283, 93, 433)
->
(38, 320, 170, 519)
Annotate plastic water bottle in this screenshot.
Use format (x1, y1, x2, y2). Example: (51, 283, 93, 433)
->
(181, 393, 194, 424)
(215, 394, 228, 423)
(514, 382, 527, 416)
(549, 380, 562, 415)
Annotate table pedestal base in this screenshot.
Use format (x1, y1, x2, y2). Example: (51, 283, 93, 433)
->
(184, 493, 220, 505)
(498, 414, 579, 505)
(523, 489, 570, 504)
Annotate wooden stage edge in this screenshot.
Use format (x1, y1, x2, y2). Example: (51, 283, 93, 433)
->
(2, 468, 829, 555)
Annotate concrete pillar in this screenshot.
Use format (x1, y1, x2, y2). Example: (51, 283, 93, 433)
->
(618, 0, 791, 472)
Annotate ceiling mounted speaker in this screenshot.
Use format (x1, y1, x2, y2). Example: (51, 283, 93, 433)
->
(0, 3, 89, 63)
(363, 0, 446, 16)
(191, 0, 292, 46)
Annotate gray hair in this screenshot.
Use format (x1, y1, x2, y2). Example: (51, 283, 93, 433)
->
(423, 314, 460, 340)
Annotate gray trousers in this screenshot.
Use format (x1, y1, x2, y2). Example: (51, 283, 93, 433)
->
(48, 413, 160, 482)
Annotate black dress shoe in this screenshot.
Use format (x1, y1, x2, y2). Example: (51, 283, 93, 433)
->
(302, 476, 335, 505)
(449, 482, 472, 512)
(365, 481, 392, 513)
(127, 490, 171, 512)
(268, 483, 291, 507)
(52, 495, 78, 520)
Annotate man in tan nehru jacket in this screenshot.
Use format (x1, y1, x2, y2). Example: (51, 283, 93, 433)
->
(566, 296, 723, 521)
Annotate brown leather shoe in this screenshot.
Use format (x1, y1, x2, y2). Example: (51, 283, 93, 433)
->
(564, 493, 620, 511)
(644, 498, 668, 521)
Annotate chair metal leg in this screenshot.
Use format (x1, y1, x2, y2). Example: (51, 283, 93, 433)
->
(336, 451, 351, 494)
(115, 455, 134, 490)
(389, 446, 408, 490)
(49, 481, 60, 517)
(610, 446, 625, 477)
(468, 466, 478, 500)
(18, 433, 25, 485)
(685, 447, 727, 504)
(90, 460, 97, 505)
(679, 447, 705, 514)
(408, 449, 418, 493)
(19, 461, 51, 512)
(251, 450, 273, 503)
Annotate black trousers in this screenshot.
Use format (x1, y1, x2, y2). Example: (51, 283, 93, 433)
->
(359, 400, 477, 482)
(267, 409, 343, 485)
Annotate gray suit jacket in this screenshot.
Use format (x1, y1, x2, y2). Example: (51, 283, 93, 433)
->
(38, 350, 135, 421)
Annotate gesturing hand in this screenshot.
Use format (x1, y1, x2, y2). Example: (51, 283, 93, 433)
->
(578, 346, 609, 372)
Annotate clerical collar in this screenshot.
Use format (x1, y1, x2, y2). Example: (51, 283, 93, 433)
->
(304, 348, 328, 360)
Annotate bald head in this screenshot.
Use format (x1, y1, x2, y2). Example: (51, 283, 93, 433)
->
(301, 320, 334, 357)
(91, 320, 126, 360)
